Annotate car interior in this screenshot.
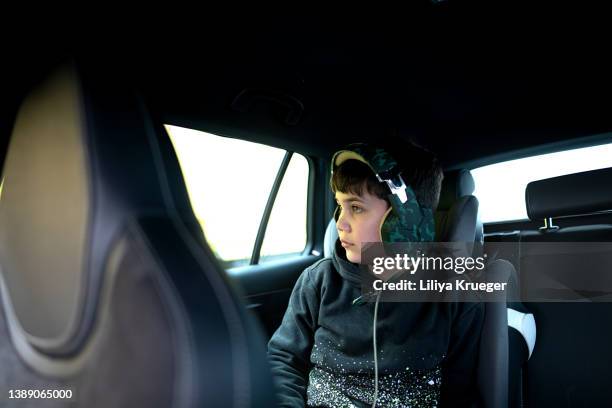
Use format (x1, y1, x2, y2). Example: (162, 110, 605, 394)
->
(1, 4, 612, 407)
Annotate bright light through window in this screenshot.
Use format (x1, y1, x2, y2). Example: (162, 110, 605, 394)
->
(472, 143, 612, 223)
(166, 125, 285, 261)
(165, 125, 309, 265)
(260, 154, 309, 260)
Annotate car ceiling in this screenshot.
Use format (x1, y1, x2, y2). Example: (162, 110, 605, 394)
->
(2, 4, 612, 170)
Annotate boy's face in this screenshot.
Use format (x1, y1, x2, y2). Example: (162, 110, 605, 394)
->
(335, 189, 390, 264)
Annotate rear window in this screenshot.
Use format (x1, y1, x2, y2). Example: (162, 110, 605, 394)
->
(165, 125, 309, 267)
(472, 142, 612, 223)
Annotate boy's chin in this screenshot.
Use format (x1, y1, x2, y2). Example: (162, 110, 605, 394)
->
(345, 249, 361, 264)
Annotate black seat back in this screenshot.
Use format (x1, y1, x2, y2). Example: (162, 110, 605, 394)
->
(0, 64, 276, 407)
(436, 169, 509, 408)
(517, 167, 612, 407)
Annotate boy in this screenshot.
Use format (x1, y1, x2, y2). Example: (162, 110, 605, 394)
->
(268, 142, 484, 408)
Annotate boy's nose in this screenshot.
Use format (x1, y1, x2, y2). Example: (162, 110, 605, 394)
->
(336, 216, 351, 233)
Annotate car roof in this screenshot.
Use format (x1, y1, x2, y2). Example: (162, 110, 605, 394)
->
(2, 4, 612, 169)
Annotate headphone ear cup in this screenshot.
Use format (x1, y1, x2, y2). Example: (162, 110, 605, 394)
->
(378, 205, 394, 242)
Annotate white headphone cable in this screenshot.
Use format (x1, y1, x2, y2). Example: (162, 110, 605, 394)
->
(371, 290, 382, 408)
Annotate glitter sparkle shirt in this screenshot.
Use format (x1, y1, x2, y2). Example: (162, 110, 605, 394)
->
(267, 240, 484, 408)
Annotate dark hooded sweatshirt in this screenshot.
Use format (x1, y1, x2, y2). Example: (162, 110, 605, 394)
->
(267, 240, 484, 408)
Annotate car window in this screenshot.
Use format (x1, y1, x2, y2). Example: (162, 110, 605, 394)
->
(259, 153, 309, 262)
(165, 124, 309, 267)
(472, 142, 612, 223)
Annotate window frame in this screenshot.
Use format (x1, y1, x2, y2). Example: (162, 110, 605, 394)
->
(250, 151, 313, 266)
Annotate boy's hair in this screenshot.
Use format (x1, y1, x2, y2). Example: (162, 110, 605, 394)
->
(330, 142, 444, 210)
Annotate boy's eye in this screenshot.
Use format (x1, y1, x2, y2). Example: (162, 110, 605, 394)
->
(351, 205, 363, 213)
(335, 203, 363, 214)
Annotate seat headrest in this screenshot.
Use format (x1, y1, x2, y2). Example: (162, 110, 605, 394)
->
(0, 63, 199, 353)
(525, 168, 612, 220)
(437, 169, 475, 211)
(525, 167, 612, 220)
(324, 218, 338, 258)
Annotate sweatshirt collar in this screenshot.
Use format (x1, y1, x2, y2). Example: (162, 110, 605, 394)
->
(332, 239, 364, 287)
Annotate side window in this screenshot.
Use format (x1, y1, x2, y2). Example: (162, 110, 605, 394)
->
(165, 125, 309, 268)
(260, 154, 309, 262)
(472, 142, 612, 223)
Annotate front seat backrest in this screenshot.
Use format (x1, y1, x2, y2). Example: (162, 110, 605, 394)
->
(435, 169, 510, 407)
(0, 63, 276, 407)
